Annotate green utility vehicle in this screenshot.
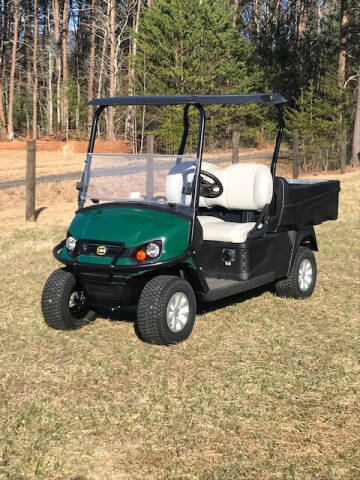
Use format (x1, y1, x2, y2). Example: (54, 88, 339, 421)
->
(41, 94, 340, 345)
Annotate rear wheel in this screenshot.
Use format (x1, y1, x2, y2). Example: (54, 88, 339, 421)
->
(135, 275, 196, 345)
(274, 246, 317, 299)
(41, 268, 96, 330)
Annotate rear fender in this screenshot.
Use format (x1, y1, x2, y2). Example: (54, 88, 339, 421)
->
(295, 226, 318, 252)
(288, 226, 318, 275)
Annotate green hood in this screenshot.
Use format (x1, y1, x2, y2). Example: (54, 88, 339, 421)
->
(66, 205, 190, 264)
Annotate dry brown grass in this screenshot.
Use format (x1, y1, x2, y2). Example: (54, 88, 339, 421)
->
(0, 169, 359, 480)
(0, 139, 130, 182)
(0, 150, 86, 182)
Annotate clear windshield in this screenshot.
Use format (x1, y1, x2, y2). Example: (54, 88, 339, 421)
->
(84, 153, 197, 214)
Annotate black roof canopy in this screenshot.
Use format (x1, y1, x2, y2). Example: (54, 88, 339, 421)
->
(88, 93, 287, 107)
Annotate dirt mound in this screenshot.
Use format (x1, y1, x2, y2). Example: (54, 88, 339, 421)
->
(0, 139, 131, 154)
(77, 140, 131, 154)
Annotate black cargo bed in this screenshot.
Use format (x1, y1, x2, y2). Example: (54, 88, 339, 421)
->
(271, 177, 340, 231)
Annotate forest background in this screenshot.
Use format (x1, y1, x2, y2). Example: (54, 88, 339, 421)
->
(0, 0, 359, 171)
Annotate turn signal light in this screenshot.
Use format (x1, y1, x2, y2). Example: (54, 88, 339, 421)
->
(136, 250, 147, 262)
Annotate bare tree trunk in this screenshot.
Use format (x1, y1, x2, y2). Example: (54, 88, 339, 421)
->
(25, 1, 32, 97)
(97, 3, 110, 99)
(46, 9, 53, 135)
(0, 55, 6, 134)
(298, 0, 306, 38)
(0, 82, 5, 134)
(317, 0, 324, 33)
(52, 0, 61, 130)
(32, 0, 38, 140)
(125, 0, 141, 149)
(140, 53, 147, 153)
(62, 0, 69, 137)
(107, 0, 115, 140)
(124, 53, 132, 139)
(338, 0, 349, 127)
(96, 2, 110, 139)
(126, 0, 141, 151)
(251, 0, 260, 39)
(0, 0, 8, 134)
(8, 0, 19, 140)
(88, 0, 97, 133)
(48, 48, 53, 134)
(232, 0, 239, 27)
(132, 0, 141, 152)
(75, 79, 80, 130)
(351, 68, 360, 166)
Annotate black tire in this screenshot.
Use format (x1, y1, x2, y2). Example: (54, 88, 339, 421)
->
(135, 275, 196, 346)
(274, 246, 317, 299)
(41, 268, 96, 330)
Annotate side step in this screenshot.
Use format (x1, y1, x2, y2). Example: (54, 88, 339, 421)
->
(200, 272, 276, 302)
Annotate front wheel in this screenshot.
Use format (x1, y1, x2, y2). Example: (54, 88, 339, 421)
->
(135, 275, 196, 346)
(274, 246, 317, 299)
(41, 268, 96, 330)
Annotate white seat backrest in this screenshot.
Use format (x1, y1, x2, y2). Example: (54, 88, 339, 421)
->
(166, 161, 220, 206)
(203, 163, 273, 211)
(166, 161, 273, 211)
(166, 161, 196, 204)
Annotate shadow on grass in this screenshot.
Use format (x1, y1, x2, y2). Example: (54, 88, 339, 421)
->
(95, 284, 273, 324)
(35, 206, 47, 220)
(197, 284, 273, 315)
(100, 305, 137, 323)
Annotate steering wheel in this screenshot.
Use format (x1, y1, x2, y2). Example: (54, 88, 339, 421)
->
(199, 170, 223, 198)
(152, 195, 167, 202)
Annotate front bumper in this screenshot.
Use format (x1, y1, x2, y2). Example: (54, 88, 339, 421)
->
(53, 240, 191, 275)
(54, 240, 192, 307)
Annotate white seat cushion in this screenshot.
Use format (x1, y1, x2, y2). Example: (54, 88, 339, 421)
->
(197, 215, 224, 225)
(198, 216, 255, 243)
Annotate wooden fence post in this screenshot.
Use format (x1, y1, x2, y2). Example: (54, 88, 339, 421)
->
(25, 140, 36, 221)
(232, 132, 240, 164)
(292, 129, 299, 179)
(146, 134, 154, 200)
(340, 129, 347, 174)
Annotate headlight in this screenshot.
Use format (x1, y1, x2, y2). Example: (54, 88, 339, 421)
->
(135, 240, 162, 262)
(66, 236, 77, 252)
(146, 242, 161, 259)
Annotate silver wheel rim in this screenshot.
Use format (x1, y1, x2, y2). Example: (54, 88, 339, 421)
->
(166, 292, 190, 333)
(69, 291, 78, 309)
(298, 259, 313, 291)
(69, 290, 88, 319)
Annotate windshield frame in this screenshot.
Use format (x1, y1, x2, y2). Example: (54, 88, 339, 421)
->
(77, 103, 206, 217)
(77, 98, 285, 245)
(81, 152, 198, 214)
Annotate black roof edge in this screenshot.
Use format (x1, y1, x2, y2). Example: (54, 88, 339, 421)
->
(88, 93, 287, 107)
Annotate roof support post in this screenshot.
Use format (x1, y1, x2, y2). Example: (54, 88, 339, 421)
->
(270, 104, 285, 178)
(87, 105, 105, 154)
(78, 105, 105, 208)
(190, 104, 206, 244)
(178, 104, 190, 155)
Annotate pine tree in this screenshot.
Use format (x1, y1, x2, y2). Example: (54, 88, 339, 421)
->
(136, 0, 268, 150)
(287, 78, 341, 170)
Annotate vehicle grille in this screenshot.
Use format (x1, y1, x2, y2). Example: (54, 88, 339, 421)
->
(77, 240, 125, 258)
